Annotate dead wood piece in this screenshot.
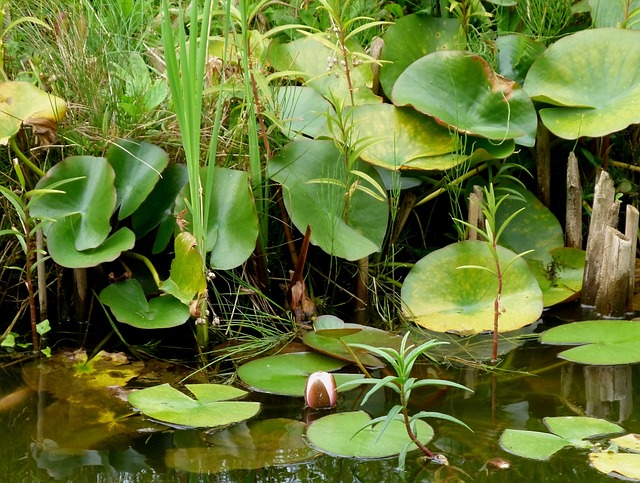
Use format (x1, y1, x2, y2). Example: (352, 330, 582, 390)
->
(467, 185, 484, 241)
(536, 122, 551, 207)
(565, 152, 583, 248)
(595, 227, 631, 317)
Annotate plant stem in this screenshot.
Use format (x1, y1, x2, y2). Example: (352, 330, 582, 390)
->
(400, 385, 434, 459)
(492, 242, 503, 363)
(10, 137, 45, 178)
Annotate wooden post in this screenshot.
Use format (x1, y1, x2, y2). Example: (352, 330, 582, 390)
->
(626, 205, 639, 312)
(595, 227, 631, 317)
(536, 122, 551, 208)
(581, 171, 620, 306)
(565, 152, 582, 249)
(467, 185, 484, 241)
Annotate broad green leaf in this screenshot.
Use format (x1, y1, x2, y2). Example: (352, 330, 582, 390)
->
(268, 140, 388, 261)
(525, 28, 640, 139)
(128, 383, 260, 428)
(306, 410, 433, 458)
(237, 352, 362, 396)
(611, 434, 640, 452)
(274, 86, 334, 139)
(159, 232, 206, 305)
(303, 325, 403, 368)
(268, 35, 381, 106)
(349, 104, 462, 171)
(99, 279, 190, 329)
(402, 241, 543, 334)
(131, 163, 188, 238)
(167, 419, 318, 473)
(31, 156, 116, 250)
(392, 51, 537, 146)
(589, 453, 640, 481)
(0, 81, 66, 145)
(589, 0, 640, 29)
(544, 417, 624, 444)
(540, 320, 640, 365)
(499, 429, 571, 460)
(107, 139, 169, 220)
(495, 34, 545, 85)
(527, 247, 585, 307)
(379, 14, 465, 97)
(45, 215, 135, 268)
(177, 166, 259, 269)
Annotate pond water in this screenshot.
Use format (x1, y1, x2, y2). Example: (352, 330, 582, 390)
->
(0, 320, 637, 482)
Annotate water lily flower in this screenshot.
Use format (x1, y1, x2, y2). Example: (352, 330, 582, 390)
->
(304, 371, 337, 409)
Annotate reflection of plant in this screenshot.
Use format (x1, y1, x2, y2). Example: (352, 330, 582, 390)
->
(455, 183, 532, 362)
(338, 333, 472, 468)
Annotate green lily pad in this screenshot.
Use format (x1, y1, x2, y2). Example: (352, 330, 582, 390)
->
(544, 416, 624, 444)
(349, 104, 462, 171)
(128, 383, 260, 428)
(0, 81, 66, 145)
(167, 418, 318, 473)
(525, 28, 640, 139)
(528, 247, 585, 307)
(495, 34, 545, 85)
(237, 352, 362, 396)
(268, 139, 388, 261)
(303, 325, 403, 368)
(306, 410, 433, 458)
(402, 240, 543, 334)
(379, 13, 465, 98)
(159, 232, 206, 305)
(540, 320, 640, 365)
(99, 279, 190, 329)
(392, 51, 537, 146)
(45, 215, 135, 268)
(31, 156, 116, 251)
(313, 314, 363, 337)
(589, 0, 640, 29)
(499, 429, 572, 461)
(107, 139, 169, 220)
(274, 86, 334, 139)
(268, 35, 381, 106)
(589, 452, 640, 481)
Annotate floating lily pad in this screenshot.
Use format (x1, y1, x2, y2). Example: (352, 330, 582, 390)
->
(611, 434, 640, 452)
(313, 314, 363, 337)
(237, 352, 362, 396)
(540, 320, 640, 365)
(527, 247, 585, 307)
(99, 279, 190, 329)
(402, 241, 543, 334)
(525, 28, 640, 139)
(392, 51, 537, 146)
(306, 410, 433, 458)
(544, 416, 624, 444)
(303, 325, 403, 368)
(274, 86, 334, 139)
(128, 383, 260, 428)
(589, 453, 640, 481)
(0, 81, 66, 145)
(167, 418, 318, 473)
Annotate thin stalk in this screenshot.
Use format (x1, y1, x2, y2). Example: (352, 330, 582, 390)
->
(123, 251, 161, 288)
(10, 137, 45, 178)
(400, 387, 434, 459)
(492, 241, 503, 363)
(416, 163, 488, 207)
(23, 220, 38, 351)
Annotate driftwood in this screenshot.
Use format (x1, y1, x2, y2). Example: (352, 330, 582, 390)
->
(565, 152, 582, 249)
(536, 122, 551, 208)
(581, 171, 620, 307)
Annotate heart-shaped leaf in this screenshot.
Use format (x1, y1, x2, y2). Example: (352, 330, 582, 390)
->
(268, 139, 388, 261)
(527, 247, 585, 307)
(159, 232, 206, 305)
(99, 279, 190, 329)
(589, 453, 640, 481)
(525, 28, 640, 139)
(500, 429, 571, 461)
(392, 51, 537, 146)
(495, 34, 545, 85)
(402, 240, 543, 334)
(31, 156, 116, 250)
(306, 410, 433, 458)
(544, 416, 624, 444)
(45, 215, 135, 268)
(0, 81, 66, 145)
(128, 383, 260, 428)
(274, 86, 334, 139)
(107, 139, 169, 219)
(540, 320, 640, 365)
(237, 352, 362, 396)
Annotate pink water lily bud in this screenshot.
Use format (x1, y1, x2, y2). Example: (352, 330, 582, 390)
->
(304, 371, 337, 409)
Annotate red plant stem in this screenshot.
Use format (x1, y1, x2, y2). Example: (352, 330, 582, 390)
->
(400, 386, 434, 459)
(23, 223, 39, 352)
(336, 20, 355, 106)
(492, 242, 503, 363)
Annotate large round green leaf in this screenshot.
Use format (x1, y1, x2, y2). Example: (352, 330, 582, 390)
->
(527, 247, 585, 307)
(380, 14, 465, 98)
(0, 81, 66, 145)
(31, 156, 116, 250)
(524, 28, 640, 139)
(99, 279, 190, 329)
(540, 320, 640, 365)
(167, 419, 318, 473)
(495, 34, 546, 85)
(274, 86, 334, 139)
(349, 104, 462, 171)
(589, 0, 640, 30)
(306, 410, 433, 458)
(177, 166, 259, 270)
(107, 139, 169, 220)
(268, 35, 381, 106)
(128, 383, 260, 428)
(392, 51, 537, 146)
(237, 352, 362, 396)
(268, 140, 388, 261)
(45, 215, 135, 268)
(402, 241, 543, 334)
(500, 430, 571, 461)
